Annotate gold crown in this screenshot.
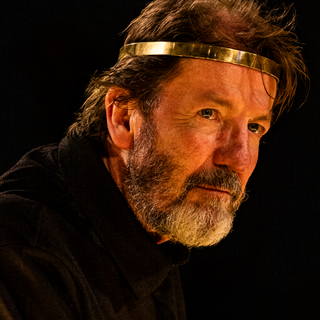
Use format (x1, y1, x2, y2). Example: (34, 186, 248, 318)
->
(119, 41, 281, 83)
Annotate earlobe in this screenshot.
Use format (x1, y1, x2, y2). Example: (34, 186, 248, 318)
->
(105, 87, 134, 150)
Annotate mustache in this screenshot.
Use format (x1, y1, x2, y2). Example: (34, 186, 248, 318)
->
(182, 166, 243, 201)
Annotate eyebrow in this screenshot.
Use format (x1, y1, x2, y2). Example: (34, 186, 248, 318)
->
(251, 114, 272, 122)
(205, 93, 272, 122)
(208, 96, 233, 110)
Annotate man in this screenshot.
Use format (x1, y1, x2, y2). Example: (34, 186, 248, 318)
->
(0, 0, 307, 319)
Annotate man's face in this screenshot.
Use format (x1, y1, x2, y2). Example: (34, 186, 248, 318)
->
(124, 59, 277, 248)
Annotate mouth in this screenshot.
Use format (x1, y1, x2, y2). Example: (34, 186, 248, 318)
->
(196, 185, 230, 195)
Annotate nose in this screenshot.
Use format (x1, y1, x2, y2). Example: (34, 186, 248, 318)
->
(213, 126, 253, 174)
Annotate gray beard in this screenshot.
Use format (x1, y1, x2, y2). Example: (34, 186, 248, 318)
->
(124, 119, 246, 248)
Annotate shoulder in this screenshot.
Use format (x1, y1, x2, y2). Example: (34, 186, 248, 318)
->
(0, 143, 79, 247)
(0, 193, 47, 246)
(0, 143, 62, 194)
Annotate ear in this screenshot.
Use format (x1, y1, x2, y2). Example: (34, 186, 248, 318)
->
(105, 87, 136, 150)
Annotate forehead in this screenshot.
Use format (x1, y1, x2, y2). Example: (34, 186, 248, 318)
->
(161, 58, 277, 112)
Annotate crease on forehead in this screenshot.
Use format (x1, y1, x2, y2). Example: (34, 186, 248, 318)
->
(159, 59, 276, 118)
(201, 89, 274, 115)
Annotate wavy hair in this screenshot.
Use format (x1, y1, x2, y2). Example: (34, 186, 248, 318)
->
(68, 0, 309, 142)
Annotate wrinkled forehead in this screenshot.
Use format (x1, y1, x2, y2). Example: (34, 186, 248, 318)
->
(167, 58, 277, 105)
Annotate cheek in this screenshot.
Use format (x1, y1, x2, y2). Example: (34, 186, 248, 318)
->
(153, 107, 218, 169)
(165, 128, 217, 169)
(240, 141, 260, 185)
(250, 139, 260, 168)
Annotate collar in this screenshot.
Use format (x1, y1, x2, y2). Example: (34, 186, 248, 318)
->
(58, 134, 189, 300)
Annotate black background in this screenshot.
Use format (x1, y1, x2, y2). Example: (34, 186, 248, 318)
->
(1, 0, 319, 319)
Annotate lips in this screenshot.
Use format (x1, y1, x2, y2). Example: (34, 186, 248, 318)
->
(197, 185, 230, 194)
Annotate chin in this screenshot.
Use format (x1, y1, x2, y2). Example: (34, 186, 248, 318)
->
(144, 197, 236, 249)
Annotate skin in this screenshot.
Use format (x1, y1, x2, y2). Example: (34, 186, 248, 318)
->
(102, 59, 277, 244)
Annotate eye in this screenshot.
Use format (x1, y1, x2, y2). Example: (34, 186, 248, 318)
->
(197, 109, 218, 120)
(248, 123, 264, 135)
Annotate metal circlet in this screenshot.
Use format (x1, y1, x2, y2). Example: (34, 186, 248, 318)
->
(119, 41, 281, 83)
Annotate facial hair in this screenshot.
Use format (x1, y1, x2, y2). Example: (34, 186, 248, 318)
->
(124, 118, 246, 248)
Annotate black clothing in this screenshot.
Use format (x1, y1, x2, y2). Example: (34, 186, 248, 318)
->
(0, 135, 189, 319)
